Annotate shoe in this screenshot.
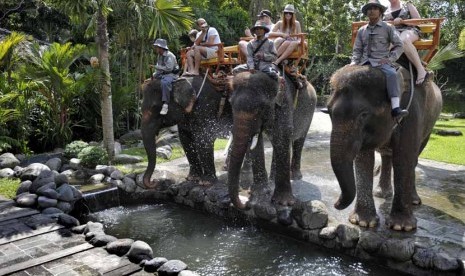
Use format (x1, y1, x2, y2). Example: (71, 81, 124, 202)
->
(391, 107, 408, 119)
(415, 72, 429, 86)
(320, 107, 329, 114)
(160, 103, 169, 115)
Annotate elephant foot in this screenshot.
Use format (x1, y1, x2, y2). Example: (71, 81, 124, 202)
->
(373, 185, 393, 199)
(199, 175, 218, 186)
(141, 178, 159, 190)
(271, 191, 296, 207)
(290, 169, 303, 181)
(249, 186, 272, 206)
(186, 174, 201, 182)
(386, 212, 417, 232)
(349, 210, 379, 228)
(412, 193, 422, 205)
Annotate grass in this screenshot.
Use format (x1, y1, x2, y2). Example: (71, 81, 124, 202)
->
(0, 178, 20, 199)
(420, 117, 465, 165)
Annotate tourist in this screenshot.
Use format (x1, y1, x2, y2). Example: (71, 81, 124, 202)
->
(351, 0, 408, 119)
(152, 38, 179, 115)
(384, 0, 428, 85)
(238, 10, 275, 62)
(183, 18, 221, 76)
(269, 4, 302, 66)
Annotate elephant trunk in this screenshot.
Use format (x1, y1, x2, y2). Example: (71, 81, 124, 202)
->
(228, 112, 258, 209)
(330, 129, 358, 210)
(141, 111, 160, 189)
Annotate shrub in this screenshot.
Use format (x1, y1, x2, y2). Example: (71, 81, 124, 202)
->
(77, 145, 108, 168)
(64, 140, 89, 158)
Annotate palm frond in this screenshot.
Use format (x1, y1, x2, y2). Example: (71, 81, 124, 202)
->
(427, 42, 465, 71)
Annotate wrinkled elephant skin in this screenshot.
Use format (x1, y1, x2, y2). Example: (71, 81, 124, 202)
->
(141, 76, 231, 189)
(326, 65, 442, 231)
(228, 72, 317, 209)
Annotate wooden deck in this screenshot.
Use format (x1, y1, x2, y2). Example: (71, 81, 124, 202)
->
(0, 198, 151, 276)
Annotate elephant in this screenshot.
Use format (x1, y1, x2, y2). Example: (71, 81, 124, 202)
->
(141, 75, 231, 188)
(325, 65, 442, 231)
(227, 71, 317, 209)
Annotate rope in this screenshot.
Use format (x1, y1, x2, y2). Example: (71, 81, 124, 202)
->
(196, 68, 209, 98)
(393, 62, 415, 128)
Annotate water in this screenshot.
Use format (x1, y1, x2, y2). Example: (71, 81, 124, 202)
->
(89, 204, 393, 276)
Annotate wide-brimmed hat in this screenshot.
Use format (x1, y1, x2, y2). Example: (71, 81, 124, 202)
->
(283, 4, 295, 13)
(153, 38, 168, 50)
(257, 10, 272, 18)
(250, 21, 270, 34)
(361, 0, 387, 15)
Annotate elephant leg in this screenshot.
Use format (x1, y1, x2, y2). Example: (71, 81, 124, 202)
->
(291, 136, 305, 180)
(269, 150, 277, 182)
(178, 127, 202, 181)
(387, 133, 418, 231)
(350, 150, 379, 228)
(374, 151, 393, 198)
(249, 133, 271, 203)
(195, 132, 217, 185)
(141, 109, 162, 189)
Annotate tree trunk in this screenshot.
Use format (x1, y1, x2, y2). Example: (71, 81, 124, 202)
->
(97, 8, 115, 161)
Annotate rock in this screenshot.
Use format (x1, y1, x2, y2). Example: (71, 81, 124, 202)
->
(37, 196, 58, 208)
(36, 182, 57, 195)
(436, 129, 463, 136)
(89, 173, 105, 184)
(15, 193, 38, 207)
(188, 186, 206, 203)
(72, 224, 87, 234)
(126, 240, 153, 263)
(336, 224, 360, 248)
(89, 234, 117, 247)
(13, 166, 23, 177)
(114, 141, 122, 155)
(110, 170, 124, 180)
(120, 177, 137, 193)
(156, 145, 172, 159)
(178, 270, 199, 276)
(119, 130, 142, 145)
(205, 184, 229, 202)
(41, 207, 64, 215)
(379, 238, 415, 262)
(95, 165, 117, 176)
(57, 184, 75, 202)
(45, 157, 62, 171)
(412, 247, 435, 269)
(433, 252, 461, 271)
(69, 158, 81, 170)
(58, 213, 80, 227)
(0, 168, 15, 178)
(319, 226, 337, 240)
(113, 154, 143, 164)
(106, 238, 134, 256)
(0, 153, 20, 169)
(157, 260, 188, 276)
(291, 200, 328, 230)
(16, 180, 32, 195)
(453, 112, 465, 119)
(29, 170, 55, 193)
(144, 257, 168, 272)
(254, 202, 277, 221)
(84, 221, 104, 234)
(56, 201, 73, 213)
(54, 174, 69, 187)
(20, 163, 51, 181)
(358, 231, 384, 253)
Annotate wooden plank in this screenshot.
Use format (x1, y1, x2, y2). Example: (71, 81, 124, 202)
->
(0, 209, 39, 224)
(0, 242, 94, 276)
(0, 224, 64, 246)
(102, 261, 143, 276)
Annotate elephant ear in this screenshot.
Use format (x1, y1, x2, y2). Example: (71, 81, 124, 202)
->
(173, 78, 196, 113)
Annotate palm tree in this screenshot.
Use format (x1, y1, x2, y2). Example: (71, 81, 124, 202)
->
(46, 0, 193, 161)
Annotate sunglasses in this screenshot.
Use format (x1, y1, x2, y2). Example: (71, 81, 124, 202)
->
(284, 12, 293, 15)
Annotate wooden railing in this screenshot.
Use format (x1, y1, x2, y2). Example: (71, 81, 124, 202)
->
(351, 18, 445, 63)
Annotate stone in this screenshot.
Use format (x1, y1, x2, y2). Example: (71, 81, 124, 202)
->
(336, 224, 360, 248)
(277, 207, 293, 225)
(57, 184, 75, 201)
(13, 165, 23, 177)
(0, 153, 20, 169)
(55, 173, 69, 187)
(319, 226, 337, 240)
(16, 180, 32, 195)
(156, 145, 172, 159)
(69, 158, 81, 170)
(45, 157, 62, 171)
(89, 234, 117, 247)
(144, 257, 168, 272)
(72, 224, 87, 234)
(37, 196, 58, 208)
(254, 202, 277, 221)
(188, 186, 206, 203)
(15, 193, 38, 207)
(119, 130, 142, 145)
(120, 177, 137, 193)
(106, 238, 134, 256)
(0, 168, 14, 178)
(29, 170, 55, 193)
(436, 129, 462, 136)
(157, 260, 188, 275)
(379, 238, 415, 262)
(110, 169, 124, 180)
(41, 207, 64, 215)
(412, 247, 435, 269)
(95, 165, 117, 176)
(89, 173, 105, 184)
(20, 163, 51, 181)
(36, 183, 57, 196)
(58, 213, 80, 227)
(291, 200, 328, 230)
(113, 154, 143, 164)
(205, 184, 229, 202)
(433, 252, 460, 271)
(57, 201, 73, 213)
(84, 221, 104, 234)
(358, 231, 384, 254)
(453, 112, 465, 119)
(126, 240, 153, 263)
(178, 270, 200, 276)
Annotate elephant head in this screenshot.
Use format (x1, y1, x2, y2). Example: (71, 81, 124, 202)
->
(141, 75, 227, 189)
(326, 65, 442, 231)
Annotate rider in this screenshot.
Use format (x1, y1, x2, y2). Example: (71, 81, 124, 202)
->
(351, 0, 408, 119)
(152, 38, 179, 115)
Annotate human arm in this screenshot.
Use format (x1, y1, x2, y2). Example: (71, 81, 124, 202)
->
(246, 41, 255, 70)
(154, 52, 177, 72)
(407, 2, 421, 19)
(387, 25, 404, 63)
(350, 28, 363, 65)
(268, 21, 289, 39)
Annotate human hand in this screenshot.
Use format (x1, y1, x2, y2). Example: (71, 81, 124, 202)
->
(255, 52, 264, 59)
(245, 28, 252, 37)
(393, 18, 402, 25)
(378, 58, 390, 65)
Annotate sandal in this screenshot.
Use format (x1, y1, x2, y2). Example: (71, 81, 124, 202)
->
(415, 72, 429, 86)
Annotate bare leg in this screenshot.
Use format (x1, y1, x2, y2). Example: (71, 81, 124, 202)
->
(400, 30, 426, 85)
(186, 50, 195, 74)
(238, 40, 248, 63)
(275, 41, 299, 65)
(192, 47, 204, 75)
(273, 37, 285, 54)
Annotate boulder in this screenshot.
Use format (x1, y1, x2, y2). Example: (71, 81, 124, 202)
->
(0, 153, 20, 169)
(126, 240, 153, 263)
(157, 260, 188, 276)
(0, 168, 15, 178)
(106, 238, 134, 256)
(113, 154, 143, 164)
(45, 157, 62, 171)
(20, 163, 51, 181)
(291, 200, 328, 230)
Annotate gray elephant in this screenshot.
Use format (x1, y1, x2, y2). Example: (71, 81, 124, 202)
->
(325, 65, 442, 231)
(227, 71, 317, 209)
(141, 76, 231, 188)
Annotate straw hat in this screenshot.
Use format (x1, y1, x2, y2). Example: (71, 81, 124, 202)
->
(257, 10, 272, 18)
(153, 38, 168, 50)
(361, 0, 387, 15)
(283, 4, 295, 13)
(250, 21, 270, 34)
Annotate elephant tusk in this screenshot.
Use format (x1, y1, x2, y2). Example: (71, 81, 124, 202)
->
(224, 133, 233, 156)
(250, 134, 258, 150)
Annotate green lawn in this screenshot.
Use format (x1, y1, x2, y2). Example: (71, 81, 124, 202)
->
(420, 117, 465, 165)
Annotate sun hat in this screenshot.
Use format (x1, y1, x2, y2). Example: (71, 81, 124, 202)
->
(250, 21, 270, 34)
(283, 4, 295, 13)
(153, 38, 168, 50)
(257, 10, 272, 18)
(361, 0, 387, 15)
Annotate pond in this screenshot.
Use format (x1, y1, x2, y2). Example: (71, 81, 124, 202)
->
(88, 204, 393, 276)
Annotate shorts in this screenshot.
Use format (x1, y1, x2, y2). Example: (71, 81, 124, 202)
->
(202, 47, 218, 59)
